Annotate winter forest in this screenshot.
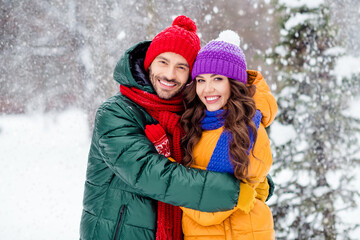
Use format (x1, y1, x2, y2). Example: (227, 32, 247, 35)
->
(1, 0, 360, 239)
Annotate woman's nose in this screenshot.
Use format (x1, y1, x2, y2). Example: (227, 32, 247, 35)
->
(204, 82, 214, 92)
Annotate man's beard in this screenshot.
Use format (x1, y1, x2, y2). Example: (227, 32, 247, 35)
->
(149, 69, 186, 100)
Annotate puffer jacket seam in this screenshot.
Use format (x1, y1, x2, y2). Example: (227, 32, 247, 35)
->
(94, 97, 138, 142)
(134, 152, 148, 184)
(185, 233, 225, 237)
(161, 164, 176, 201)
(249, 212, 256, 240)
(84, 209, 120, 224)
(228, 218, 233, 240)
(197, 171, 208, 209)
(125, 223, 154, 231)
(89, 177, 112, 240)
(117, 94, 156, 127)
(94, 105, 113, 142)
(99, 137, 154, 189)
(133, 154, 165, 197)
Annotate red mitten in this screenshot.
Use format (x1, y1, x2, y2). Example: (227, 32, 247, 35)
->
(145, 124, 171, 157)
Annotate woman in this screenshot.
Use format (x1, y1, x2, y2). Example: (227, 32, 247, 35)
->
(179, 30, 276, 239)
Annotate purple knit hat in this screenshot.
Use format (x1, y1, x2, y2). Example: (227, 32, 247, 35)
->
(191, 30, 247, 84)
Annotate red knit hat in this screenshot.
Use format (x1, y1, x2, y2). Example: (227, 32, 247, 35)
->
(144, 15, 201, 71)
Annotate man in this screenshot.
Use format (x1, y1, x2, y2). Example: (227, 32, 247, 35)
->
(80, 15, 275, 240)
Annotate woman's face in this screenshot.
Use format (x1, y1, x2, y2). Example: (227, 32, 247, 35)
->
(195, 73, 231, 112)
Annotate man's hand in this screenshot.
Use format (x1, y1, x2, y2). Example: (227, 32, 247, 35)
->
(145, 124, 171, 157)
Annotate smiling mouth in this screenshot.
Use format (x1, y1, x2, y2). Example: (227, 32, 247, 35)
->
(206, 96, 220, 100)
(205, 96, 221, 103)
(159, 79, 176, 88)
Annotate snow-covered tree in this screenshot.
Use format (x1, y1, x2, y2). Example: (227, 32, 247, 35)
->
(265, 0, 360, 239)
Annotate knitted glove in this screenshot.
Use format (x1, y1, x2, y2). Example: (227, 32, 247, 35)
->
(255, 175, 275, 202)
(145, 124, 171, 157)
(236, 182, 256, 214)
(255, 178, 270, 202)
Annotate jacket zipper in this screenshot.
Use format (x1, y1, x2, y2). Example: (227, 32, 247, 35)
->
(114, 205, 126, 240)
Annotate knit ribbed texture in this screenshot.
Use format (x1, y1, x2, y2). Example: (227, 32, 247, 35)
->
(201, 109, 262, 173)
(144, 15, 200, 71)
(192, 39, 247, 83)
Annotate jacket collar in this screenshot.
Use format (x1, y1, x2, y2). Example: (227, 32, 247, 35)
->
(114, 41, 156, 94)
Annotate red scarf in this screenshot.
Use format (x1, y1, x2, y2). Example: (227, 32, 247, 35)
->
(120, 85, 184, 240)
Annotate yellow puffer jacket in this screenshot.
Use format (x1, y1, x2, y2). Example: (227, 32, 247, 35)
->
(181, 70, 277, 240)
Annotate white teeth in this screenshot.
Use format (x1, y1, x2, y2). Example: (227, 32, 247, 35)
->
(206, 96, 220, 101)
(160, 80, 176, 86)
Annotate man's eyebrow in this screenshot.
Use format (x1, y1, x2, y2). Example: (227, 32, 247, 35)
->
(156, 56, 169, 62)
(156, 56, 189, 68)
(177, 62, 189, 68)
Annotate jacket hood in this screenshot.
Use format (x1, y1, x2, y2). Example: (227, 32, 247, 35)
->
(113, 41, 156, 94)
(247, 70, 278, 127)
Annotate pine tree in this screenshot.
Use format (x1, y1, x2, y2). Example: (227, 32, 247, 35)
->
(265, 1, 360, 239)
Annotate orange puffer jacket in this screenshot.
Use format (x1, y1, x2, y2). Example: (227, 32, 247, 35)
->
(181, 70, 277, 240)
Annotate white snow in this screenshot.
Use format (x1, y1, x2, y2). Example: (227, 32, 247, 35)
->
(32, 47, 66, 56)
(285, 13, 317, 30)
(274, 45, 287, 57)
(117, 31, 126, 41)
(334, 55, 360, 80)
(278, 0, 325, 9)
(0, 109, 90, 240)
(264, 0, 271, 4)
(79, 47, 95, 74)
(238, 9, 245, 16)
(324, 46, 346, 56)
(213, 6, 219, 14)
(204, 14, 212, 23)
(339, 95, 360, 237)
(270, 121, 297, 146)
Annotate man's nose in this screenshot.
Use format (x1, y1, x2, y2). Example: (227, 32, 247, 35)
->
(164, 67, 176, 81)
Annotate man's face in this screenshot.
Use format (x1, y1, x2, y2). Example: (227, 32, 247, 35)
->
(148, 52, 190, 100)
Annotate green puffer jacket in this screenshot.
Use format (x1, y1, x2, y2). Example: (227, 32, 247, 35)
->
(79, 41, 243, 240)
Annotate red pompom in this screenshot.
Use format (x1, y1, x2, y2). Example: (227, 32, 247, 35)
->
(172, 15, 197, 32)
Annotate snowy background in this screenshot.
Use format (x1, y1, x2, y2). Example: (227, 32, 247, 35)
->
(1, 61, 358, 240)
(1, 0, 360, 239)
(0, 109, 90, 239)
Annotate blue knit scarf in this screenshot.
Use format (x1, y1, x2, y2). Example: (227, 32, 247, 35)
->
(201, 109, 262, 173)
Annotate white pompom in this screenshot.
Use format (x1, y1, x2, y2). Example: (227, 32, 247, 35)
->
(215, 30, 240, 47)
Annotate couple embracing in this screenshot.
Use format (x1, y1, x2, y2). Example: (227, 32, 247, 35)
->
(80, 15, 277, 240)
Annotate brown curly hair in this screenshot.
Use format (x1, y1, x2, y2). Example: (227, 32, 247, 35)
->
(180, 79, 258, 181)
